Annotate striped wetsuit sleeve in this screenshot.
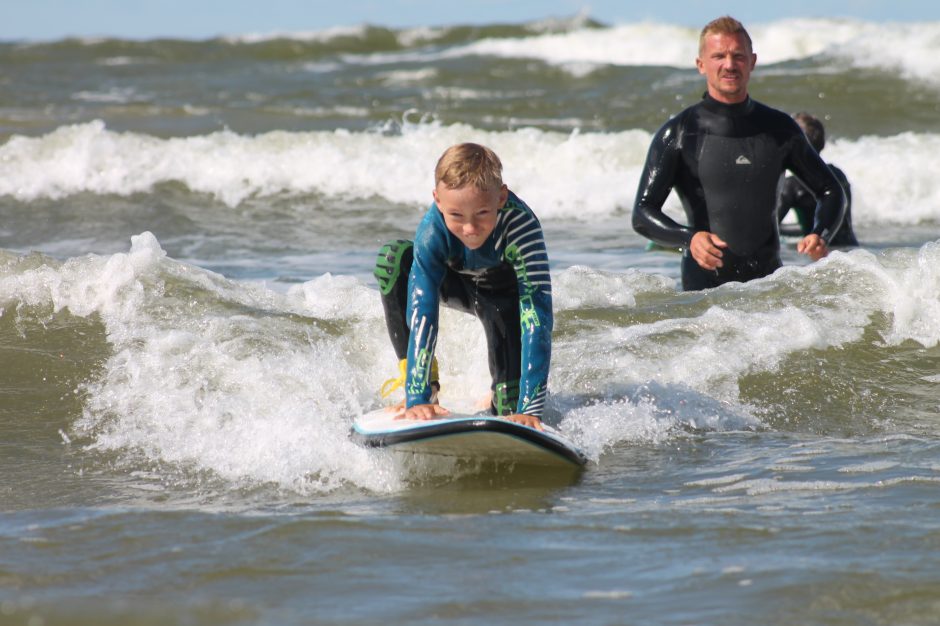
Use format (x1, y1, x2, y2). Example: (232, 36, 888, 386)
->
(498, 203, 553, 418)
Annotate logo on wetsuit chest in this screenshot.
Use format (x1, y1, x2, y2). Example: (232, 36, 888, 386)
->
(735, 155, 752, 165)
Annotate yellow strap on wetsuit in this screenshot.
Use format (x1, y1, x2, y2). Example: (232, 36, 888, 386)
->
(379, 358, 439, 398)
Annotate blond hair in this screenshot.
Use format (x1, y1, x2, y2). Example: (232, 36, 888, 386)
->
(699, 16, 752, 54)
(434, 143, 503, 191)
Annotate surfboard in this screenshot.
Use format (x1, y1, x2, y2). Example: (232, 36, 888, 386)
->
(350, 408, 588, 468)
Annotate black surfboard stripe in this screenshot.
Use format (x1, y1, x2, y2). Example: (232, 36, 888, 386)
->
(350, 418, 587, 466)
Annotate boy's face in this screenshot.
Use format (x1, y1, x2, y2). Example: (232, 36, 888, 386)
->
(433, 182, 507, 250)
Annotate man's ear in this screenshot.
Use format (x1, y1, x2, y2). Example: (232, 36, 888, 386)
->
(498, 184, 509, 206)
(432, 187, 439, 205)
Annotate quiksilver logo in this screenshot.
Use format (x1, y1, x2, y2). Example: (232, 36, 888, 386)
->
(735, 155, 751, 165)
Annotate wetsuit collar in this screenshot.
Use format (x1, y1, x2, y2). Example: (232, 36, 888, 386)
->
(701, 92, 754, 117)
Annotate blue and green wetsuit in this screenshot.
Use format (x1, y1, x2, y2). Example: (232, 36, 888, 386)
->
(375, 191, 553, 418)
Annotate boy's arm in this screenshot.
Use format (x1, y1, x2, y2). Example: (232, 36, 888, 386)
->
(405, 212, 449, 408)
(502, 199, 553, 420)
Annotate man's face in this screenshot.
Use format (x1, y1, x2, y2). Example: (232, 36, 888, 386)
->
(433, 182, 506, 250)
(696, 32, 756, 104)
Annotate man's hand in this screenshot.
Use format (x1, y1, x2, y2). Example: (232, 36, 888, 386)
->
(797, 233, 829, 261)
(395, 403, 451, 421)
(504, 414, 543, 431)
(689, 231, 728, 270)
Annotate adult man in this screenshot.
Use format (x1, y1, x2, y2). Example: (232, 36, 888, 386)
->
(632, 16, 847, 291)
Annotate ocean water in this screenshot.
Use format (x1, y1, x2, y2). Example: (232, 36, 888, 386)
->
(2, 15, 940, 625)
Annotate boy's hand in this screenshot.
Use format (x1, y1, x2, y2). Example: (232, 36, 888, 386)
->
(505, 414, 543, 431)
(395, 404, 451, 421)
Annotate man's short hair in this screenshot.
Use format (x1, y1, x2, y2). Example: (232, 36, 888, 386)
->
(699, 16, 752, 54)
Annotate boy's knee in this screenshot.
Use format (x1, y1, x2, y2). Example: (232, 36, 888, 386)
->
(492, 379, 520, 416)
(374, 239, 413, 295)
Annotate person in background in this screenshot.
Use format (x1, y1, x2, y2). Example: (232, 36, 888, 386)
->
(777, 112, 859, 247)
(632, 16, 847, 291)
(374, 143, 552, 430)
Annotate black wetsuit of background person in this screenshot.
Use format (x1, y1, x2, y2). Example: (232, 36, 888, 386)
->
(777, 164, 859, 247)
(632, 93, 847, 291)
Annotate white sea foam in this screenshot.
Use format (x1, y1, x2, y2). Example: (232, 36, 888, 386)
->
(550, 243, 940, 413)
(0, 233, 399, 493)
(827, 133, 940, 226)
(2, 120, 936, 227)
(222, 12, 591, 48)
(71, 87, 142, 104)
(552, 278, 865, 401)
(557, 397, 686, 456)
(837, 461, 900, 473)
(552, 266, 674, 310)
(685, 474, 751, 488)
(97, 56, 149, 67)
(18, 18, 940, 87)
(828, 20, 940, 85)
(224, 24, 371, 45)
(856, 241, 940, 347)
(270, 104, 372, 118)
(442, 22, 699, 68)
(3, 230, 940, 490)
(331, 18, 940, 85)
(712, 478, 857, 495)
(377, 67, 439, 84)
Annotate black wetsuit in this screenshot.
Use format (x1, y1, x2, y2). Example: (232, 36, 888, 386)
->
(777, 164, 858, 247)
(632, 93, 847, 291)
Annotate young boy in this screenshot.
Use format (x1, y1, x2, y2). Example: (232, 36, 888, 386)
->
(374, 143, 552, 430)
(777, 112, 859, 248)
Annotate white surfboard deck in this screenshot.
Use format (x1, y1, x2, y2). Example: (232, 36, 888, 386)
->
(351, 408, 587, 468)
